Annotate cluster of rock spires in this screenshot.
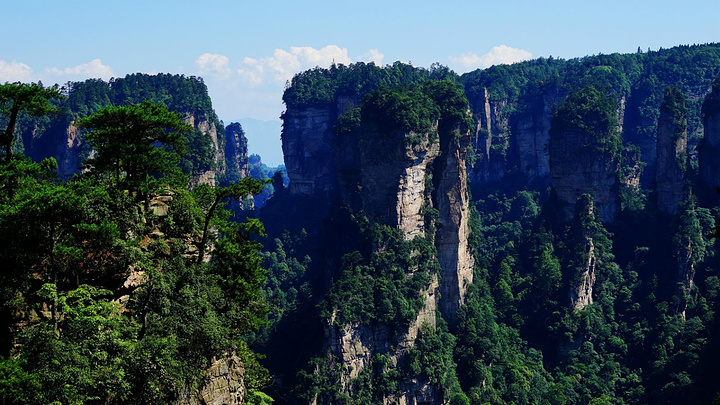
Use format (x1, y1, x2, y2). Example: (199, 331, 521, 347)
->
(24, 112, 250, 188)
(277, 72, 720, 400)
(280, 89, 475, 402)
(13, 61, 720, 402)
(464, 81, 720, 223)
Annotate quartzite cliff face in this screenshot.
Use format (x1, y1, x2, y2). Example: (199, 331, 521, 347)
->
(20, 74, 243, 187)
(279, 84, 474, 402)
(655, 87, 688, 214)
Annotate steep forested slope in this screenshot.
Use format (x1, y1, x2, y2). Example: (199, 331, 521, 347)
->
(260, 43, 720, 404)
(0, 81, 269, 404)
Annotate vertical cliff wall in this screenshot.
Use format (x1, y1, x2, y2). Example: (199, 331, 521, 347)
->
(185, 113, 225, 186)
(281, 105, 336, 197)
(223, 122, 250, 185)
(433, 124, 475, 324)
(655, 87, 688, 214)
(21, 74, 229, 185)
(548, 88, 622, 222)
(700, 79, 720, 189)
(279, 81, 474, 402)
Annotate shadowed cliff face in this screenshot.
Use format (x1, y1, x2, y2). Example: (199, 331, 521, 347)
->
(224, 122, 250, 185)
(281, 105, 336, 197)
(700, 80, 720, 189)
(655, 87, 688, 214)
(548, 87, 623, 222)
(20, 74, 231, 186)
(281, 87, 474, 323)
(279, 82, 474, 402)
(184, 113, 224, 186)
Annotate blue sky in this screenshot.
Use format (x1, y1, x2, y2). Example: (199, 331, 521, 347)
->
(2, 0, 718, 164)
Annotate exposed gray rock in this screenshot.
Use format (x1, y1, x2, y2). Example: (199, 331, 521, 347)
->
(175, 354, 246, 405)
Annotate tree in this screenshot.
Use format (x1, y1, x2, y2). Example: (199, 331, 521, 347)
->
(77, 101, 191, 199)
(0, 83, 63, 162)
(193, 178, 266, 264)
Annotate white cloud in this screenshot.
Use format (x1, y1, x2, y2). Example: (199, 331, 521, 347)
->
(195, 53, 231, 76)
(449, 45, 532, 72)
(195, 46, 388, 121)
(0, 60, 34, 83)
(45, 59, 115, 81)
(235, 45, 353, 86)
(357, 49, 384, 66)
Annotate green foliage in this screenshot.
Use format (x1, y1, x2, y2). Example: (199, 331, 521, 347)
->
(180, 129, 215, 176)
(283, 61, 444, 109)
(78, 101, 190, 195)
(0, 101, 271, 403)
(361, 85, 440, 136)
(333, 107, 361, 136)
(321, 223, 437, 327)
(0, 82, 63, 162)
(551, 86, 619, 141)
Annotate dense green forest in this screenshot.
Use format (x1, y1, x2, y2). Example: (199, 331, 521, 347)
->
(2, 43, 720, 404)
(259, 43, 720, 404)
(0, 83, 272, 404)
(5, 73, 224, 181)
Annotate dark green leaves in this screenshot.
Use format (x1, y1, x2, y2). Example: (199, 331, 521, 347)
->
(78, 101, 191, 194)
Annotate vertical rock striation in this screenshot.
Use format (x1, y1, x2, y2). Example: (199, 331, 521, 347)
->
(512, 89, 563, 186)
(175, 354, 246, 405)
(549, 88, 622, 222)
(281, 105, 337, 197)
(433, 124, 475, 324)
(357, 126, 440, 239)
(700, 79, 720, 189)
(281, 82, 475, 402)
(223, 122, 250, 184)
(655, 87, 688, 214)
(185, 113, 224, 186)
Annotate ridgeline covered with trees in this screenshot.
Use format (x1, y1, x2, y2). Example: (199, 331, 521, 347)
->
(260, 43, 720, 404)
(0, 82, 271, 404)
(2, 43, 720, 404)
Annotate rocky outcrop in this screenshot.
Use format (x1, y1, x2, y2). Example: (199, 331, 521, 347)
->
(550, 126, 620, 222)
(468, 88, 510, 184)
(282, 84, 475, 401)
(326, 276, 440, 404)
(676, 234, 695, 320)
(511, 89, 563, 186)
(223, 122, 250, 184)
(699, 80, 720, 188)
(569, 197, 597, 310)
(433, 125, 474, 324)
(357, 126, 440, 239)
(20, 75, 228, 186)
(548, 88, 624, 223)
(175, 354, 246, 405)
(185, 114, 224, 186)
(655, 88, 688, 214)
(571, 237, 596, 310)
(55, 123, 85, 178)
(282, 105, 337, 197)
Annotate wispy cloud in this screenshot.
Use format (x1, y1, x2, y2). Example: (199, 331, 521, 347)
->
(194, 46, 388, 120)
(0, 58, 115, 84)
(235, 45, 353, 86)
(195, 53, 232, 77)
(449, 45, 532, 72)
(0, 60, 34, 83)
(45, 59, 114, 81)
(357, 49, 384, 66)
